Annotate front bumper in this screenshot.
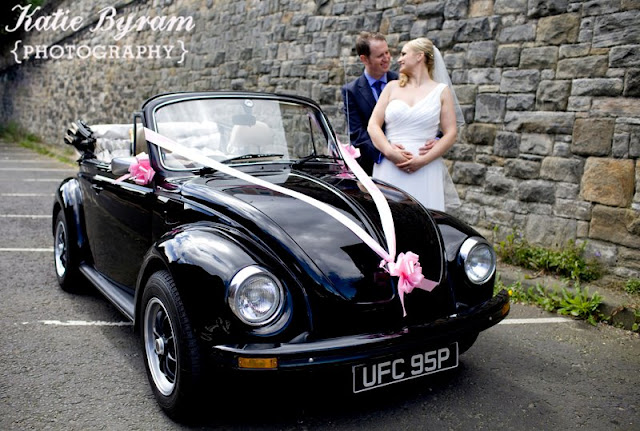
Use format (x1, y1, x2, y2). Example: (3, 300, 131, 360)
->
(211, 290, 510, 370)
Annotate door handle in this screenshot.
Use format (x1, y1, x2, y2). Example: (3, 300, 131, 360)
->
(91, 184, 104, 193)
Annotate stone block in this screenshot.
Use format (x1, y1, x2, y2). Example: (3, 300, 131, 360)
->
(613, 133, 630, 158)
(591, 97, 640, 117)
(593, 10, 640, 48)
(466, 41, 498, 67)
(452, 162, 487, 185)
(448, 144, 475, 161)
(527, 0, 569, 17)
(571, 118, 614, 156)
(505, 159, 541, 179)
(485, 171, 516, 195)
(496, 45, 521, 67)
(583, 0, 624, 16)
(609, 45, 640, 67)
(540, 157, 584, 183)
(507, 94, 536, 111)
(445, 0, 470, 19)
(452, 16, 500, 42)
(590, 205, 640, 248)
(521, 134, 553, 156)
(475, 93, 507, 122)
(500, 70, 540, 93)
(494, 0, 527, 14)
(494, 132, 520, 157)
(559, 43, 591, 58)
(581, 158, 636, 207)
(536, 14, 580, 45)
(520, 47, 559, 69)
(631, 130, 640, 158)
(553, 199, 592, 220)
(556, 182, 580, 199)
(553, 142, 572, 157)
(624, 69, 640, 97)
(467, 68, 501, 84)
(504, 111, 575, 134)
(557, 56, 608, 79)
(571, 78, 624, 96)
(518, 180, 556, 203)
(536, 80, 571, 111)
(567, 96, 592, 112)
(497, 24, 537, 43)
(525, 214, 577, 249)
(469, 0, 494, 17)
(454, 85, 478, 104)
(464, 123, 497, 145)
(416, 2, 446, 16)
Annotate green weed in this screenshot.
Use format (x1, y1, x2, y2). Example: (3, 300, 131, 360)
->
(625, 278, 640, 295)
(495, 229, 602, 283)
(497, 278, 604, 326)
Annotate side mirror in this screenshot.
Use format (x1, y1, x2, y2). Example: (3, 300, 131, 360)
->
(111, 157, 137, 176)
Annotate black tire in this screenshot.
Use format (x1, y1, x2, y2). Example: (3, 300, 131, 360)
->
(141, 271, 202, 420)
(53, 210, 82, 292)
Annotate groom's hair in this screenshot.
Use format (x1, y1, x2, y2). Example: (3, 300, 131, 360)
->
(355, 31, 387, 58)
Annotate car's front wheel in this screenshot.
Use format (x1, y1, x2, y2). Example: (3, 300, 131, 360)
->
(141, 270, 202, 419)
(53, 211, 82, 292)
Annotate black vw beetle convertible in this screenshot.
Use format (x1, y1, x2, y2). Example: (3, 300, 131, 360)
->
(53, 91, 509, 418)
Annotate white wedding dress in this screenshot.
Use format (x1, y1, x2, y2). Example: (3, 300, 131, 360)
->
(372, 83, 459, 212)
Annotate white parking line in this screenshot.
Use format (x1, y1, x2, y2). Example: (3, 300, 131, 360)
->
(0, 214, 50, 218)
(24, 320, 133, 327)
(1, 193, 55, 197)
(499, 317, 572, 325)
(0, 248, 53, 252)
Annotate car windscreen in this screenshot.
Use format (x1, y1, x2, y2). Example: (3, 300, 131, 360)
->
(152, 97, 333, 170)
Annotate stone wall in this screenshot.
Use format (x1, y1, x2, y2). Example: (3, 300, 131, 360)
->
(1, 0, 639, 277)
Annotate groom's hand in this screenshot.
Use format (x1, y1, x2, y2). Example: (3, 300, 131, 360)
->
(418, 138, 439, 156)
(392, 143, 413, 160)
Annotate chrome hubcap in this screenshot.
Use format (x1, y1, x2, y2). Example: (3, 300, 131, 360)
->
(144, 298, 177, 396)
(54, 220, 67, 278)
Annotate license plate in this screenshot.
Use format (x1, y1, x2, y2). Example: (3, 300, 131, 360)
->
(352, 342, 458, 393)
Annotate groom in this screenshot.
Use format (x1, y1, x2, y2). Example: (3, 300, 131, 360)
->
(341, 32, 398, 175)
(342, 32, 437, 175)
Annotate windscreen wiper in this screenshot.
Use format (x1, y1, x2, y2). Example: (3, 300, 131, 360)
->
(221, 153, 284, 164)
(293, 154, 338, 167)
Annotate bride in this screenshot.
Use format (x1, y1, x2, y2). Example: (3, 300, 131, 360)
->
(367, 37, 464, 212)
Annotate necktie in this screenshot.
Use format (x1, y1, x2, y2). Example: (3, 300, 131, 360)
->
(372, 80, 383, 99)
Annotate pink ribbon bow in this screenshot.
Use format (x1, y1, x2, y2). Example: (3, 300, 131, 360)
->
(115, 153, 155, 185)
(387, 252, 438, 317)
(336, 142, 361, 178)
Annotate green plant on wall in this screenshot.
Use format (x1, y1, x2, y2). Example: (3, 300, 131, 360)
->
(494, 228, 602, 283)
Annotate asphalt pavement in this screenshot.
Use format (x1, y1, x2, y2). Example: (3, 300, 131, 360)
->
(1, 140, 638, 430)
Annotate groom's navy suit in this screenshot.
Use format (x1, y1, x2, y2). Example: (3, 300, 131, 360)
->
(341, 71, 399, 175)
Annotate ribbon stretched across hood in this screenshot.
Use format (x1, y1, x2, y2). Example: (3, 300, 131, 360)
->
(143, 128, 437, 316)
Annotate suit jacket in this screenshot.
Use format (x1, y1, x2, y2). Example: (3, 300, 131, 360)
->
(341, 71, 399, 175)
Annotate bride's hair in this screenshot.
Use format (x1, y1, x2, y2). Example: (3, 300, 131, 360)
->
(399, 38, 435, 87)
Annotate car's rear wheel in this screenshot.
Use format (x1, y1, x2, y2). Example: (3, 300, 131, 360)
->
(53, 211, 82, 292)
(141, 270, 202, 419)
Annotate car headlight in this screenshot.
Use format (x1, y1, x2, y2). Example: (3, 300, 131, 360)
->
(460, 238, 496, 285)
(228, 266, 285, 327)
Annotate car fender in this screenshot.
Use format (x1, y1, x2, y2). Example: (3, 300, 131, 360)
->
(134, 223, 311, 342)
(53, 178, 88, 253)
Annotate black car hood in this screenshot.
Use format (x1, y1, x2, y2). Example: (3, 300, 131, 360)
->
(179, 165, 445, 307)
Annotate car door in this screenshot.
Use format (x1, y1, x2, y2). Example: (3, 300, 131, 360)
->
(78, 155, 154, 289)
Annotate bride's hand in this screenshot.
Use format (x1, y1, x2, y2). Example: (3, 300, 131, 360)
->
(396, 154, 427, 174)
